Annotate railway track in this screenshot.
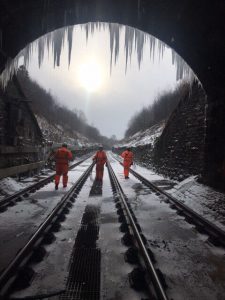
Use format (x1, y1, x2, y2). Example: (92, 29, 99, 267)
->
(113, 154, 225, 249)
(107, 161, 168, 300)
(0, 157, 89, 211)
(1, 153, 225, 299)
(0, 158, 168, 300)
(0, 161, 95, 299)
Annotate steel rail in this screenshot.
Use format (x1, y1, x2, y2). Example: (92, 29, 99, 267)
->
(113, 154, 225, 248)
(0, 157, 89, 209)
(0, 162, 95, 299)
(107, 161, 168, 300)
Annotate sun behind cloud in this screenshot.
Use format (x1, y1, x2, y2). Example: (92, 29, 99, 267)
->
(77, 61, 103, 92)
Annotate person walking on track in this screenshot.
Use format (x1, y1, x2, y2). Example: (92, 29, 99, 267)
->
(54, 143, 73, 190)
(121, 147, 134, 179)
(92, 145, 107, 181)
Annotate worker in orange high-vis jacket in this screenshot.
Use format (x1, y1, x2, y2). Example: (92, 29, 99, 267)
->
(92, 145, 107, 181)
(54, 143, 73, 190)
(121, 147, 134, 179)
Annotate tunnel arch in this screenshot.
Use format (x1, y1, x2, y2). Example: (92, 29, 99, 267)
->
(0, 0, 225, 189)
(2, 22, 194, 86)
(0, 0, 224, 93)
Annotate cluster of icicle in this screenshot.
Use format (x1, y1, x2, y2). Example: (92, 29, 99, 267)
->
(0, 22, 193, 88)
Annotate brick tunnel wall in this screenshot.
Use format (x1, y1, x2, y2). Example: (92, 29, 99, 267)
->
(153, 80, 206, 180)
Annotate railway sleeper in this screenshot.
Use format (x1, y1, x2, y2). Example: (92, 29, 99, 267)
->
(122, 232, 134, 247)
(128, 267, 147, 291)
(30, 246, 47, 263)
(42, 232, 56, 245)
(0, 206, 7, 212)
(12, 267, 35, 291)
(207, 235, 222, 247)
(51, 222, 61, 232)
(119, 222, 129, 233)
(124, 246, 139, 264)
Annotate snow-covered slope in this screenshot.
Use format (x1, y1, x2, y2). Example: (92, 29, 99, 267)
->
(116, 120, 165, 148)
(36, 115, 98, 148)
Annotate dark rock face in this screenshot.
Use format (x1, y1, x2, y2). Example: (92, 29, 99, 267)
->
(203, 87, 225, 190)
(0, 0, 225, 188)
(153, 80, 206, 181)
(0, 76, 43, 169)
(115, 81, 207, 182)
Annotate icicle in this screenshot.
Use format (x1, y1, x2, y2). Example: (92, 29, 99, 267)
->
(109, 23, 114, 74)
(0, 22, 194, 87)
(113, 24, 120, 65)
(38, 36, 45, 68)
(67, 26, 73, 66)
(85, 23, 89, 43)
(52, 28, 65, 67)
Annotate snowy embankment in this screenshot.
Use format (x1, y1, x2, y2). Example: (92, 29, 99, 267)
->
(168, 176, 225, 231)
(0, 114, 97, 199)
(36, 115, 98, 148)
(116, 120, 165, 148)
(0, 177, 29, 200)
(114, 119, 225, 232)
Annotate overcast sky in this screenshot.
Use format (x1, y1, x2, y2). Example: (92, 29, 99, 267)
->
(27, 24, 179, 139)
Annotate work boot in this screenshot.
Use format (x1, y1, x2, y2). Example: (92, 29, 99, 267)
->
(55, 184, 58, 190)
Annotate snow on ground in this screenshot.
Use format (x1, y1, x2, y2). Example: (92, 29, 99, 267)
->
(0, 177, 28, 199)
(116, 120, 165, 148)
(108, 154, 225, 300)
(0, 169, 53, 200)
(134, 162, 225, 231)
(111, 152, 225, 231)
(168, 176, 225, 231)
(0, 157, 83, 200)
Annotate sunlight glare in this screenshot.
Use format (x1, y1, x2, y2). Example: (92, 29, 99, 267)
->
(78, 61, 102, 92)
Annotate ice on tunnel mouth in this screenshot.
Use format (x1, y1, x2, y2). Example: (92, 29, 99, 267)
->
(0, 22, 194, 88)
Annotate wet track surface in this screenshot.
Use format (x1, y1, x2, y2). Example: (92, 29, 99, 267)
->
(0, 162, 88, 274)
(109, 155, 225, 300)
(1, 153, 225, 300)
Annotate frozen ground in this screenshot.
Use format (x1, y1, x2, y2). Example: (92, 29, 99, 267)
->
(168, 176, 225, 231)
(0, 157, 83, 200)
(109, 154, 225, 300)
(112, 152, 225, 232)
(11, 158, 148, 300)
(0, 159, 91, 274)
(2, 152, 225, 234)
(116, 121, 165, 148)
(1, 152, 225, 300)
(0, 168, 53, 200)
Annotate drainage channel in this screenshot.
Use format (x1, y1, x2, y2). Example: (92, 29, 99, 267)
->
(106, 161, 168, 300)
(60, 205, 100, 300)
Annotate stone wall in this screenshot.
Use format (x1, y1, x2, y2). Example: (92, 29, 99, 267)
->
(114, 81, 206, 181)
(153, 80, 206, 180)
(113, 145, 152, 167)
(0, 91, 6, 145)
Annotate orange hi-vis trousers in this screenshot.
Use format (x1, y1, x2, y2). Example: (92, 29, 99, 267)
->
(93, 150, 107, 181)
(123, 162, 131, 177)
(55, 164, 69, 186)
(121, 150, 133, 178)
(96, 164, 105, 181)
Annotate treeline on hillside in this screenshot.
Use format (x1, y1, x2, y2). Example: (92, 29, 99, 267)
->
(125, 81, 190, 137)
(17, 66, 105, 143)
